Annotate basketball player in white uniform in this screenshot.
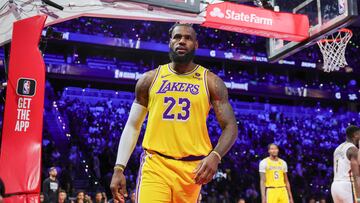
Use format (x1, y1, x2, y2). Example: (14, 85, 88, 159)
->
(331, 125, 360, 203)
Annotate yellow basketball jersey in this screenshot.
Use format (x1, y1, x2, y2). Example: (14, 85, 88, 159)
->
(142, 63, 212, 158)
(264, 158, 286, 187)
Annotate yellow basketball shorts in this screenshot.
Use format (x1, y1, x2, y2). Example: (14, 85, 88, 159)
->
(266, 187, 289, 203)
(135, 151, 202, 203)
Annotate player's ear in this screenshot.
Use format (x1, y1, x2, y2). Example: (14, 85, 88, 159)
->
(195, 40, 199, 50)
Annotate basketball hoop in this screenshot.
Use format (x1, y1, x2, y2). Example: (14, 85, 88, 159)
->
(317, 28, 353, 72)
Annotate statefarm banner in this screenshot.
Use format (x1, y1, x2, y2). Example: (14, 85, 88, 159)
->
(0, 15, 47, 202)
(202, 2, 309, 42)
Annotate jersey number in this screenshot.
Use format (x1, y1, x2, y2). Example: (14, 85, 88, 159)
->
(163, 97, 190, 121)
(274, 171, 279, 180)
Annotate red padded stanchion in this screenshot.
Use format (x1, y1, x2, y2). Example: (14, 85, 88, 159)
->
(0, 15, 47, 201)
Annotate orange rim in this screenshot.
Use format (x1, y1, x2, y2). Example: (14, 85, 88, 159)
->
(318, 28, 352, 43)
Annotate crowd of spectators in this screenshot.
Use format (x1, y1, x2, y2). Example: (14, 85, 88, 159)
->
(215, 68, 359, 91)
(43, 17, 360, 93)
(40, 89, 360, 202)
(44, 51, 360, 93)
(51, 17, 360, 71)
(53, 18, 265, 55)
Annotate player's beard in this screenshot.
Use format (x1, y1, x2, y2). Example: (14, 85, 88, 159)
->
(169, 48, 195, 64)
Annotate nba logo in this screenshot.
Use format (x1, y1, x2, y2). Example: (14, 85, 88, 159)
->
(338, 0, 346, 14)
(23, 80, 30, 95)
(17, 78, 36, 96)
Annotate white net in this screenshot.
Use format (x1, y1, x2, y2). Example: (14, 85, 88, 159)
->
(317, 28, 352, 72)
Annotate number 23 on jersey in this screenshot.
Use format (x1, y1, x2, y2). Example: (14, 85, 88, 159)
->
(163, 97, 191, 121)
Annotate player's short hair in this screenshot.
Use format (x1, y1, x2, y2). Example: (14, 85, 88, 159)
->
(168, 23, 197, 39)
(49, 166, 56, 173)
(59, 189, 66, 194)
(267, 143, 279, 150)
(346, 125, 360, 139)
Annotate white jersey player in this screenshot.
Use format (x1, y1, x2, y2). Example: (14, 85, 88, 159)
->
(331, 125, 360, 203)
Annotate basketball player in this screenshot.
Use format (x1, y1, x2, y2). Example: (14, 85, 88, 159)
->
(331, 125, 360, 203)
(110, 23, 238, 202)
(259, 143, 294, 203)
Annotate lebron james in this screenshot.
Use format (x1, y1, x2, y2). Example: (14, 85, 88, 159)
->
(110, 23, 238, 203)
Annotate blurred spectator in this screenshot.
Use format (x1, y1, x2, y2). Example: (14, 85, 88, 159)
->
(40, 193, 45, 203)
(245, 183, 259, 202)
(74, 191, 93, 203)
(75, 191, 85, 203)
(85, 194, 93, 203)
(58, 190, 71, 203)
(94, 192, 107, 203)
(237, 198, 246, 203)
(43, 167, 60, 203)
(309, 198, 316, 203)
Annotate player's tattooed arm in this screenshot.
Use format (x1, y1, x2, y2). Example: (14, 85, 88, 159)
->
(134, 69, 157, 107)
(207, 71, 238, 157)
(347, 146, 360, 197)
(194, 72, 238, 185)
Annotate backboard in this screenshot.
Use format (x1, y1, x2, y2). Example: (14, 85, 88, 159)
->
(267, 0, 358, 62)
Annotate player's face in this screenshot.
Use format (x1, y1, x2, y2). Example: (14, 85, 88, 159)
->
(354, 130, 360, 144)
(169, 26, 198, 64)
(268, 145, 279, 157)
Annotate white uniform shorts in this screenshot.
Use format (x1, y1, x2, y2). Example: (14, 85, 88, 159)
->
(331, 181, 355, 203)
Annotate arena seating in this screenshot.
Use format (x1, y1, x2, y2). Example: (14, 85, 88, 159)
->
(42, 55, 359, 93)
(51, 17, 360, 69)
(40, 85, 359, 202)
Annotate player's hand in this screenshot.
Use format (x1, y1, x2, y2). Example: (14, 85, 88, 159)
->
(262, 199, 266, 203)
(289, 198, 294, 203)
(110, 168, 127, 203)
(193, 152, 221, 185)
